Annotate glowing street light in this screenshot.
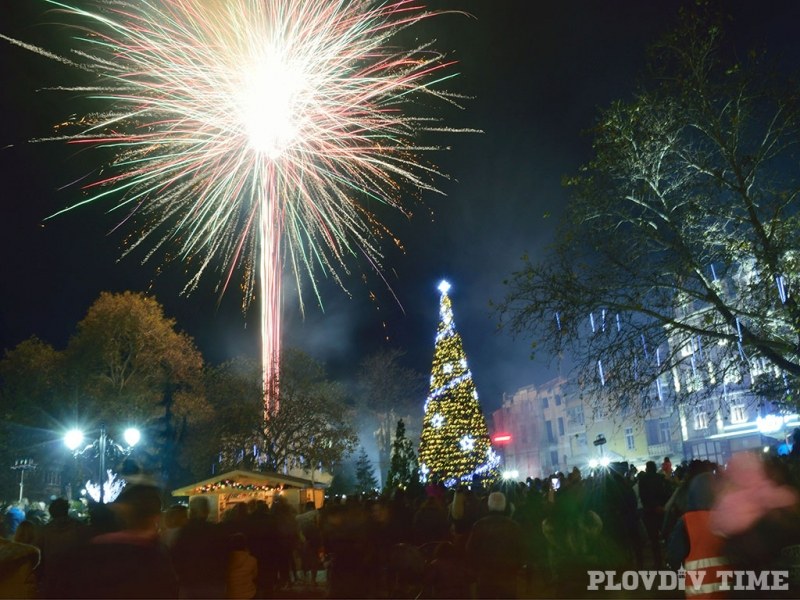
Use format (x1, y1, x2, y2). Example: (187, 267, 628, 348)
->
(64, 429, 85, 451)
(123, 428, 141, 448)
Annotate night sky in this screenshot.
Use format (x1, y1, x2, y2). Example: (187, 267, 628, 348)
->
(1, 1, 799, 416)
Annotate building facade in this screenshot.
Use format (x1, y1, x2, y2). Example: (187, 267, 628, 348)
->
(491, 375, 798, 479)
(492, 378, 675, 478)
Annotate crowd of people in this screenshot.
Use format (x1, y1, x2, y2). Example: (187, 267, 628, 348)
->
(0, 449, 799, 599)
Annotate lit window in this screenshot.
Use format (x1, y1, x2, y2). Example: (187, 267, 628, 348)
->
(694, 410, 709, 430)
(685, 373, 703, 393)
(568, 406, 585, 426)
(723, 366, 742, 385)
(730, 404, 747, 424)
(659, 420, 672, 443)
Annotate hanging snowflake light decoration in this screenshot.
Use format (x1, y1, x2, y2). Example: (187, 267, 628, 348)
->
(84, 470, 126, 504)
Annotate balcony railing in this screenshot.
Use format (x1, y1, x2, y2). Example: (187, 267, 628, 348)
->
(646, 442, 683, 457)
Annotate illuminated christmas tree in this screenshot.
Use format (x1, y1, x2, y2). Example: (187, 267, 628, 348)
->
(419, 280, 499, 486)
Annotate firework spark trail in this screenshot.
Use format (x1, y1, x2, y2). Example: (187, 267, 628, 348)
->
(10, 0, 467, 415)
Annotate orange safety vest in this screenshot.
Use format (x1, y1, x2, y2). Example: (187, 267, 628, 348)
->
(683, 510, 729, 599)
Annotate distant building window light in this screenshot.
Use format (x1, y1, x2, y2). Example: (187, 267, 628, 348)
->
(684, 371, 703, 393)
(750, 359, 763, 377)
(724, 367, 742, 385)
(659, 420, 672, 443)
(730, 404, 747, 424)
(694, 410, 709, 430)
(625, 427, 635, 451)
(568, 406, 584, 426)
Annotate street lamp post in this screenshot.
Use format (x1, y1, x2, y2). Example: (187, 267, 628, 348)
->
(594, 433, 608, 461)
(98, 423, 107, 504)
(64, 424, 140, 504)
(11, 459, 37, 503)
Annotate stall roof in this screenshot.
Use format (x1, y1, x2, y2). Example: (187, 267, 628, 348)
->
(171, 469, 328, 497)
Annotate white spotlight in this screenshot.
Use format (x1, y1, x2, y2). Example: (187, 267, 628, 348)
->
(123, 427, 141, 447)
(64, 429, 84, 451)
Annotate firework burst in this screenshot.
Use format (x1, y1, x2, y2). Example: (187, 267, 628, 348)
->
(5, 0, 467, 414)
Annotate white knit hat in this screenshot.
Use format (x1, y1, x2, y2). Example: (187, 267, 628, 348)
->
(487, 491, 506, 512)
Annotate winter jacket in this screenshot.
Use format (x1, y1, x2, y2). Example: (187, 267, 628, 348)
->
(0, 538, 39, 599)
(684, 511, 729, 598)
(226, 549, 257, 599)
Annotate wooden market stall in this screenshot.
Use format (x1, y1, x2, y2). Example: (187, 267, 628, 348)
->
(171, 469, 329, 522)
